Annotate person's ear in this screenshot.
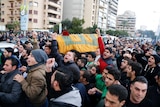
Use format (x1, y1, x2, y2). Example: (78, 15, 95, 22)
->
(120, 100, 126, 107)
(114, 80, 121, 85)
(12, 65, 17, 70)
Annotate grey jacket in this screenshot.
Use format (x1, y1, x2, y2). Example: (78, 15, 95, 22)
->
(50, 87, 82, 107)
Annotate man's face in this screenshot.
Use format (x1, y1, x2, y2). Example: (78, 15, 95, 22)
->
(87, 54, 94, 62)
(103, 49, 112, 59)
(126, 65, 132, 78)
(105, 73, 116, 87)
(3, 60, 15, 73)
(3, 50, 10, 58)
(64, 51, 74, 63)
(120, 59, 128, 70)
(102, 69, 109, 80)
(148, 56, 156, 66)
(44, 47, 51, 55)
(105, 91, 125, 107)
(89, 66, 97, 75)
(27, 53, 37, 66)
(130, 82, 147, 104)
(18, 45, 24, 53)
(79, 70, 85, 83)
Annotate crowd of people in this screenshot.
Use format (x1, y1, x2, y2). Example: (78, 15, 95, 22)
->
(0, 29, 160, 107)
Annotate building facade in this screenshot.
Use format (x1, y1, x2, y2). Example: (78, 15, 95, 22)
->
(107, 0, 119, 30)
(0, 0, 63, 31)
(63, 0, 118, 31)
(116, 10, 136, 36)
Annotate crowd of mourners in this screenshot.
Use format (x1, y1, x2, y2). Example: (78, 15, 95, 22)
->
(0, 29, 160, 107)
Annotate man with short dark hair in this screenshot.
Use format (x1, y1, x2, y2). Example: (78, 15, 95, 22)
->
(126, 76, 153, 107)
(105, 84, 128, 107)
(49, 67, 82, 107)
(0, 57, 24, 107)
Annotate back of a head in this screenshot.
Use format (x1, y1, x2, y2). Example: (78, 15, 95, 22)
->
(55, 67, 73, 90)
(108, 84, 128, 102)
(81, 69, 91, 82)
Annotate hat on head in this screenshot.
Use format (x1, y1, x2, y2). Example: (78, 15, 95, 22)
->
(152, 54, 160, 64)
(31, 49, 48, 64)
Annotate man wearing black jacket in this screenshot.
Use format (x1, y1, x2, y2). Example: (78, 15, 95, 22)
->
(125, 76, 153, 107)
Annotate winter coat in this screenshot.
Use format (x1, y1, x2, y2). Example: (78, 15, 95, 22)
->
(20, 64, 47, 107)
(49, 87, 82, 107)
(0, 69, 25, 107)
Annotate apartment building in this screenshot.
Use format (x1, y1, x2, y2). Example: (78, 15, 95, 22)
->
(116, 10, 136, 36)
(63, 0, 112, 31)
(96, 0, 109, 31)
(0, 0, 63, 31)
(107, 0, 119, 30)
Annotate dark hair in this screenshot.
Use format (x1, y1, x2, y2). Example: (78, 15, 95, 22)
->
(89, 64, 100, 74)
(131, 76, 148, 86)
(87, 52, 96, 59)
(26, 49, 31, 56)
(81, 69, 91, 82)
(55, 67, 73, 90)
(5, 47, 14, 54)
(129, 62, 143, 76)
(105, 47, 112, 53)
(78, 57, 87, 65)
(5, 57, 19, 69)
(108, 84, 128, 102)
(123, 57, 133, 64)
(45, 44, 52, 50)
(108, 67, 121, 81)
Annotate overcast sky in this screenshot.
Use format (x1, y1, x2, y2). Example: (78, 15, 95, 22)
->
(117, 0, 160, 31)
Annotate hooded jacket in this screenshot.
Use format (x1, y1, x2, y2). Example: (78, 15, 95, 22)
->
(49, 87, 82, 107)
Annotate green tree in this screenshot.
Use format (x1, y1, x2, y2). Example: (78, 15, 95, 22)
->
(6, 23, 15, 30)
(61, 18, 72, 30)
(69, 17, 84, 34)
(83, 24, 100, 33)
(53, 24, 59, 33)
(106, 30, 129, 37)
(6, 21, 20, 31)
(13, 21, 20, 31)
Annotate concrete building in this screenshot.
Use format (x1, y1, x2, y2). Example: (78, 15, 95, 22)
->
(116, 10, 136, 36)
(0, 0, 63, 31)
(63, 0, 118, 31)
(96, 0, 109, 31)
(107, 0, 119, 30)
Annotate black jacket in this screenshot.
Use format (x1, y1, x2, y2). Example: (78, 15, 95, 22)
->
(0, 69, 25, 107)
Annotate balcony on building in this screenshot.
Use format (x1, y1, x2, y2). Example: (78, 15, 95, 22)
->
(9, 0, 14, 2)
(48, 1, 61, 8)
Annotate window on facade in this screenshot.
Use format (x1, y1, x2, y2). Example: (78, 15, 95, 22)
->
(29, 18, 32, 22)
(1, 19, 4, 22)
(29, 10, 32, 14)
(34, 10, 38, 15)
(33, 19, 38, 23)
